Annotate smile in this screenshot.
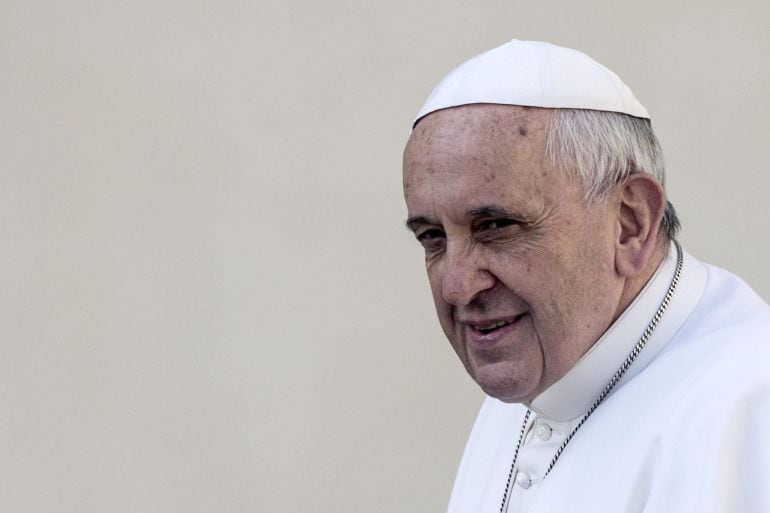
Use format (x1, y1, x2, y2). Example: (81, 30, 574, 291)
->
(474, 319, 515, 333)
(465, 313, 527, 344)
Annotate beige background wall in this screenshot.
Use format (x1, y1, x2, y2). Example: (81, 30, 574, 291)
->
(1, 1, 768, 512)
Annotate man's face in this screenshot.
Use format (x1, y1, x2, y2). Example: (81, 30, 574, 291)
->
(403, 105, 624, 403)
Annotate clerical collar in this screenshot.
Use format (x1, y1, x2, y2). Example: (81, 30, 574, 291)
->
(527, 242, 708, 422)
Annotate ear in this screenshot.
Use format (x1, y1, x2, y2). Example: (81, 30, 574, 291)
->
(615, 174, 666, 278)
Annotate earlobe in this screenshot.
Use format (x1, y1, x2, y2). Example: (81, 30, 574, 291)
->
(614, 175, 666, 278)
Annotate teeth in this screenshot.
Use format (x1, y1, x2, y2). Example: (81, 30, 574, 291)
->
(477, 320, 511, 330)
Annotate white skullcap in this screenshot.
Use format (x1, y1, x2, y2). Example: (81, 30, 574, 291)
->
(414, 39, 649, 126)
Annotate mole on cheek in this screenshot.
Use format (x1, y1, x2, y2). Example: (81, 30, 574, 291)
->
(518, 125, 528, 136)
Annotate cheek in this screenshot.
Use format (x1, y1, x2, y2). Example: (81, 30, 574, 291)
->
(426, 267, 441, 303)
(427, 269, 452, 322)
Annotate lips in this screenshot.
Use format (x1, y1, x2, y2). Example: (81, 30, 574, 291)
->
(464, 313, 527, 348)
(473, 319, 515, 333)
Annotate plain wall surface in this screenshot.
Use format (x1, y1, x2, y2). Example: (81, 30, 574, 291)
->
(1, 1, 768, 511)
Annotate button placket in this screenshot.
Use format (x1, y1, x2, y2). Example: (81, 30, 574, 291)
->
(515, 471, 531, 489)
(535, 422, 553, 441)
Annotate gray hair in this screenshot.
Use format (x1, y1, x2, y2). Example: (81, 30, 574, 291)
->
(545, 109, 680, 240)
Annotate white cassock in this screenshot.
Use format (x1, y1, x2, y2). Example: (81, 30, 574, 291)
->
(446, 243, 770, 513)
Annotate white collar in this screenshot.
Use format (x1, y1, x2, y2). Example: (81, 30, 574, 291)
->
(527, 242, 708, 422)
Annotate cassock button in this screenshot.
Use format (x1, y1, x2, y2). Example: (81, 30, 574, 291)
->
(536, 423, 553, 441)
(515, 471, 531, 489)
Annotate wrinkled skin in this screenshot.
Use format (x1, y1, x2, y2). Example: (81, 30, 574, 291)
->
(403, 105, 659, 403)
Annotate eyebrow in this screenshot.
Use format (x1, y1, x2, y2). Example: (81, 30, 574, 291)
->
(467, 205, 521, 219)
(405, 216, 434, 232)
(405, 205, 523, 232)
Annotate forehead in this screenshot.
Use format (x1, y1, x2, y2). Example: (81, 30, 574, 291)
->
(403, 105, 553, 212)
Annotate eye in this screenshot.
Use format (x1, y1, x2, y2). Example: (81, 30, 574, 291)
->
(414, 228, 446, 255)
(479, 218, 517, 231)
(416, 228, 445, 244)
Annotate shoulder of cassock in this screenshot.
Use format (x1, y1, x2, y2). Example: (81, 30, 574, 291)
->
(448, 256, 770, 513)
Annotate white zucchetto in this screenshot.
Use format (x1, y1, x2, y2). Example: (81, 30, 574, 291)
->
(414, 39, 649, 126)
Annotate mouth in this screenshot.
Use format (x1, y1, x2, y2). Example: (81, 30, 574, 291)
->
(464, 313, 527, 346)
(472, 319, 517, 334)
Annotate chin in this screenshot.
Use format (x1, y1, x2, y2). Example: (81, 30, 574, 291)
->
(471, 363, 538, 404)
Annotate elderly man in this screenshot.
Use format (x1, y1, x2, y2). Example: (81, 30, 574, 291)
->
(403, 40, 770, 512)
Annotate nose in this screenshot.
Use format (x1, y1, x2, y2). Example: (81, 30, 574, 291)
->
(441, 248, 495, 306)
